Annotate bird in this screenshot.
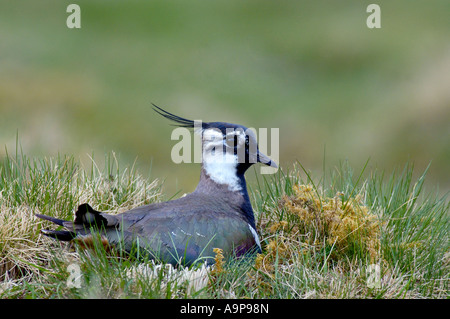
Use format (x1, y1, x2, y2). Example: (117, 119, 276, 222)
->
(36, 105, 277, 266)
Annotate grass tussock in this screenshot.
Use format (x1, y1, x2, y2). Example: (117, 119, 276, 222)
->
(0, 151, 448, 299)
(257, 183, 381, 276)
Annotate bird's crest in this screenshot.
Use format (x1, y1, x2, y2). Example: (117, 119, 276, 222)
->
(152, 103, 203, 129)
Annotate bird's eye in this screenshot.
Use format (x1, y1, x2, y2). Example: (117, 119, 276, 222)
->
(225, 134, 238, 148)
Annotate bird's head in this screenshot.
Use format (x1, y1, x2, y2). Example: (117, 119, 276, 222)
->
(200, 121, 276, 174)
(153, 104, 277, 175)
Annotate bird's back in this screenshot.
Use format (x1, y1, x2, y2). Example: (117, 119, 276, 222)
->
(108, 193, 259, 265)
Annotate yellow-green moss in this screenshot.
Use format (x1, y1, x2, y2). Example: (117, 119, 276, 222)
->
(256, 184, 382, 274)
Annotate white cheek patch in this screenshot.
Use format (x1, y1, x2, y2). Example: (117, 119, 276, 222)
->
(202, 129, 227, 160)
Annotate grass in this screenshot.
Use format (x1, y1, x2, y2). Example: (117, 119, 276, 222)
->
(0, 150, 448, 298)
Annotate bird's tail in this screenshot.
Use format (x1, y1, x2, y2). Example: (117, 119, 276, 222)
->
(36, 203, 118, 243)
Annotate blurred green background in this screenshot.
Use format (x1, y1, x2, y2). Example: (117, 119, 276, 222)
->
(1, 1, 449, 196)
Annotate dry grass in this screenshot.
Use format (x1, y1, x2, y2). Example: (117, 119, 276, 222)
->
(0, 152, 161, 297)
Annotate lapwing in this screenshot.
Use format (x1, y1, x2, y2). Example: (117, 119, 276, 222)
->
(36, 105, 277, 265)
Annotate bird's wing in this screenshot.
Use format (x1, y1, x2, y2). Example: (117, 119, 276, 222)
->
(121, 209, 258, 265)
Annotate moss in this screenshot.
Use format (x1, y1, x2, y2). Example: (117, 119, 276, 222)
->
(256, 184, 382, 275)
(210, 248, 225, 277)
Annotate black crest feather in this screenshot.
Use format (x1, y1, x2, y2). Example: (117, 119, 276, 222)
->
(152, 103, 201, 128)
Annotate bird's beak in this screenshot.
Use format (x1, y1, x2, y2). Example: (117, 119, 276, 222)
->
(257, 150, 277, 168)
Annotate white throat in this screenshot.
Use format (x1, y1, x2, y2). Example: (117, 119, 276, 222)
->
(202, 152, 242, 192)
